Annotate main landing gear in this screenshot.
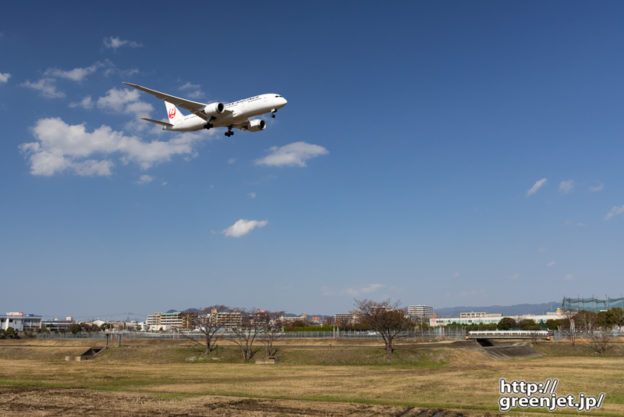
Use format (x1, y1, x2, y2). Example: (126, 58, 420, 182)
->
(225, 126, 234, 137)
(203, 122, 213, 130)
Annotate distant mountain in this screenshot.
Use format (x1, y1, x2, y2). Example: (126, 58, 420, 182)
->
(434, 301, 561, 317)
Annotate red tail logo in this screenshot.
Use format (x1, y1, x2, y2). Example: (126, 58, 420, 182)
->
(168, 107, 176, 119)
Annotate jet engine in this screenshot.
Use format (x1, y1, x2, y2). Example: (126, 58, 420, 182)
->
(202, 102, 225, 116)
(247, 119, 266, 132)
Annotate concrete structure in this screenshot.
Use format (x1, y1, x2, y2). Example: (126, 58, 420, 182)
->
(146, 312, 192, 331)
(430, 311, 566, 328)
(408, 305, 434, 320)
(334, 313, 361, 326)
(0, 312, 42, 331)
(430, 315, 502, 327)
(280, 313, 308, 324)
(459, 312, 500, 318)
(210, 309, 242, 328)
(42, 317, 74, 332)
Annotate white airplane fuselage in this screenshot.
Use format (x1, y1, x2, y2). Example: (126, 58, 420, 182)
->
(167, 93, 287, 132)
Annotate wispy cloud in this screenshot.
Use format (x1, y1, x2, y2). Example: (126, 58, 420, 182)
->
(223, 219, 268, 238)
(511, 273, 520, 280)
(559, 179, 575, 194)
(22, 78, 65, 98)
(248, 192, 256, 199)
(589, 183, 604, 192)
(20, 117, 208, 176)
(546, 261, 556, 268)
(255, 141, 328, 167)
(103, 36, 142, 50)
(69, 96, 94, 109)
(0, 72, 10, 84)
(227, 158, 237, 165)
(135, 174, 154, 185)
(605, 204, 624, 221)
(178, 82, 204, 99)
(527, 178, 547, 196)
(44, 63, 100, 82)
(321, 283, 384, 297)
(565, 274, 574, 281)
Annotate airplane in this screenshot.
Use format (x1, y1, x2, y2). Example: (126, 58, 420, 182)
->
(124, 82, 287, 137)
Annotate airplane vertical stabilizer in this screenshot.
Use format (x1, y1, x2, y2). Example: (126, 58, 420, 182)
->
(164, 101, 184, 125)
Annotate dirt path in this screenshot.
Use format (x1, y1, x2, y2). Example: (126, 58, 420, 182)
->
(0, 386, 482, 416)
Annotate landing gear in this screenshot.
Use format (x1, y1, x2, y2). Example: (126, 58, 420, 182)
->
(271, 109, 277, 119)
(204, 122, 213, 130)
(225, 126, 234, 137)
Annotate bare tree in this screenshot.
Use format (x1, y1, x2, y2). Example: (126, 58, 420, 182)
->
(258, 311, 284, 359)
(231, 309, 264, 362)
(189, 305, 229, 354)
(355, 299, 411, 358)
(590, 331, 611, 356)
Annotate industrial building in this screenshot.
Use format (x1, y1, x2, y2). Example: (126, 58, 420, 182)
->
(429, 311, 566, 327)
(0, 312, 42, 331)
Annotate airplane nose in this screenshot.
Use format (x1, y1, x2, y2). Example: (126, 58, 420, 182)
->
(281, 97, 288, 106)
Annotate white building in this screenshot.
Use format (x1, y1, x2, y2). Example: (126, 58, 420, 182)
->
(408, 305, 434, 320)
(429, 311, 566, 328)
(0, 312, 42, 331)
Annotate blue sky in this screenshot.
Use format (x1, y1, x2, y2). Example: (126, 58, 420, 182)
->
(1, 2, 623, 319)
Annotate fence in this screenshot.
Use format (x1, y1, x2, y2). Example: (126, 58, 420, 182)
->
(36, 328, 468, 340)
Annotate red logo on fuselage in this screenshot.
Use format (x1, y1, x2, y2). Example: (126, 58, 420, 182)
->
(168, 107, 176, 119)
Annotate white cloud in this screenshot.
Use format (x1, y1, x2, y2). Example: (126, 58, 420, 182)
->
(103, 36, 142, 50)
(0, 72, 10, 83)
(20, 117, 208, 176)
(511, 273, 520, 280)
(565, 274, 574, 281)
(546, 261, 556, 268)
(96, 87, 153, 118)
(255, 141, 328, 167)
(321, 283, 384, 297)
(605, 205, 624, 221)
(69, 96, 94, 109)
(135, 174, 154, 184)
(589, 183, 604, 192)
(179, 82, 204, 99)
(22, 78, 65, 98)
(44, 63, 100, 82)
(559, 179, 575, 194)
(223, 219, 268, 238)
(527, 178, 547, 196)
(227, 158, 237, 165)
(453, 272, 460, 279)
(248, 192, 256, 199)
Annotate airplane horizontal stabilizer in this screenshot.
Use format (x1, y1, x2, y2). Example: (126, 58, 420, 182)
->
(141, 118, 174, 127)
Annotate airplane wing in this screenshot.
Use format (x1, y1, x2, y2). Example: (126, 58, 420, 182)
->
(141, 118, 173, 127)
(124, 83, 232, 120)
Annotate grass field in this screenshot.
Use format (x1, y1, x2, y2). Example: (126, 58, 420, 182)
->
(1, 338, 623, 416)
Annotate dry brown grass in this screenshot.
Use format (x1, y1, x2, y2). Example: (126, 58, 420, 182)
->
(1, 338, 623, 416)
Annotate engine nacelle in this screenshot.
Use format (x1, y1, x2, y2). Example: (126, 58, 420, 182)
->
(247, 119, 266, 132)
(202, 102, 225, 116)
